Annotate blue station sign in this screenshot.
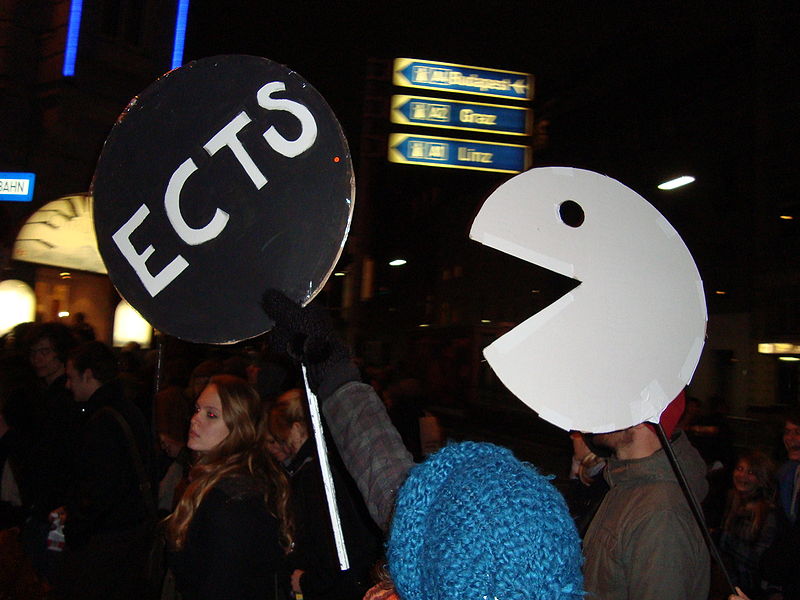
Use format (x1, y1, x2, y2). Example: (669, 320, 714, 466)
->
(0, 172, 35, 202)
(391, 95, 532, 136)
(388, 133, 530, 174)
(393, 58, 533, 101)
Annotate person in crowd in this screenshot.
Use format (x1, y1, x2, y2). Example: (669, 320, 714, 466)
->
(154, 357, 194, 513)
(28, 323, 75, 394)
(381, 378, 425, 461)
(186, 359, 224, 401)
(261, 292, 584, 600)
(56, 340, 154, 600)
(261, 401, 291, 466)
(268, 388, 382, 600)
(156, 429, 191, 517)
(247, 344, 297, 403)
(262, 291, 413, 532)
(385, 441, 583, 600)
(760, 409, 800, 600)
(0, 366, 33, 529)
(381, 378, 444, 461)
(155, 407, 192, 518)
(165, 374, 292, 600)
(775, 409, 800, 525)
(70, 313, 95, 343)
(117, 343, 152, 424)
(580, 393, 711, 600)
(684, 395, 736, 529)
(22, 323, 79, 580)
(717, 450, 777, 598)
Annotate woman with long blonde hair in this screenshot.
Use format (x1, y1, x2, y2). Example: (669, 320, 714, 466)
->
(166, 374, 292, 600)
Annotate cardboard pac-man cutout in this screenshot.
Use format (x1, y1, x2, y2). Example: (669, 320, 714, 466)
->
(470, 167, 707, 433)
(92, 55, 353, 344)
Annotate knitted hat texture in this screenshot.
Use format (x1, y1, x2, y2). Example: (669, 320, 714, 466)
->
(387, 441, 584, 600)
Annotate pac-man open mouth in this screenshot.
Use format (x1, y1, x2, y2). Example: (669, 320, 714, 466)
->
(468, 167, 707, 434)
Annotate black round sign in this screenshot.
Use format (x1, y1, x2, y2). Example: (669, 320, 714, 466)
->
(92, 55, 353, 344)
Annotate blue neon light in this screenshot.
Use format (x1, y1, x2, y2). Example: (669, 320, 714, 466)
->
(171, 0, 190, 70)
(62, 0, 83, 77)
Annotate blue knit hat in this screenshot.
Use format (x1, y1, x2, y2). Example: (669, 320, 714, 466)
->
(387, 442, 583, 600)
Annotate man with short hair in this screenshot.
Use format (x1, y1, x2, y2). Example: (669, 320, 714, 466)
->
(777, 409, 800, 525)
(22, 323, 79, 578)
(29, 322, 75, 389)
(57, 341, 154, 600)
(582, 395, 711, 600)
(762, 409, 800, 599)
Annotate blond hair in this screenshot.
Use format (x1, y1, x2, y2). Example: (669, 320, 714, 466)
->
(267, 388, 308, 444)
(166, 375, 292, 550)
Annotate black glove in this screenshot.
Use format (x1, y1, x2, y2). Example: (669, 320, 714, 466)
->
(262, 290, 360, 399)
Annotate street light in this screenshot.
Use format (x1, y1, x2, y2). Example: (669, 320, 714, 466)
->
(389, 259, 407, 267)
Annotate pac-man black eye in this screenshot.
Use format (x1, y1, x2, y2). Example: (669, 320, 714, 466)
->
(559, 200, 584, 228)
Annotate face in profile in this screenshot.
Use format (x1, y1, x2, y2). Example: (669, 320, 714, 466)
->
(65, 359, 92, 403)
(189, 383, 230, 452)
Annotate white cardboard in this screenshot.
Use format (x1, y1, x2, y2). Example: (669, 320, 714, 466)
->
(470, 167, 707, 433)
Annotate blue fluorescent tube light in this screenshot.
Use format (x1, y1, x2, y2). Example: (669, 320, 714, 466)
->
(171, 0, 190, 70)
(62, 0, 84, 76)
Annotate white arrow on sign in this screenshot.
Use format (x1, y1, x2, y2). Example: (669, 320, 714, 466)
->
(511, 79, 528, 96)
(469, 167, 707, 434)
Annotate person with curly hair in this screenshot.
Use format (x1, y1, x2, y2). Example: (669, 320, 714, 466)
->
(166, 374, 292, 600)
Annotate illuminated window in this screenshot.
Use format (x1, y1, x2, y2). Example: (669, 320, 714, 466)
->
(758, 343, 800, 355)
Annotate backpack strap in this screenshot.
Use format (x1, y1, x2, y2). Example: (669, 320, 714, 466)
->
(96, 406, 157, 519)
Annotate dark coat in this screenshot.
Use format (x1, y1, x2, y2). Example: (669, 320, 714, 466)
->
(169, 477, 286, 600)
(582, 432, 710, 600)
(0, 427, 33, 528)
(286, 436, 382, 600)
(65, 380, 154, 547)
(56, 379, 155, 600)
(28, 374, 81, 519)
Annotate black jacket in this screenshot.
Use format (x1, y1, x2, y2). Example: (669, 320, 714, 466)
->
(286, 436, 382, 600)
(169, 477, 286, 600)
(65, 380, 153, 547)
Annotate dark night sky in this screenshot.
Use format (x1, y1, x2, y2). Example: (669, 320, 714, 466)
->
(181, 1, 799, 313)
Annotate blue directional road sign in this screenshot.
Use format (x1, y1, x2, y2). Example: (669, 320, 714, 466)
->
(0, 172, 35, 202)
(388, 134, 530, 174)
(391, 95, 532, 136)
(393, 58, 533, 101)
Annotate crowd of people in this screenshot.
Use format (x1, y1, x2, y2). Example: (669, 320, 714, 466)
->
(568, 396, 800, 600)
(0, 297, 797, 600)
